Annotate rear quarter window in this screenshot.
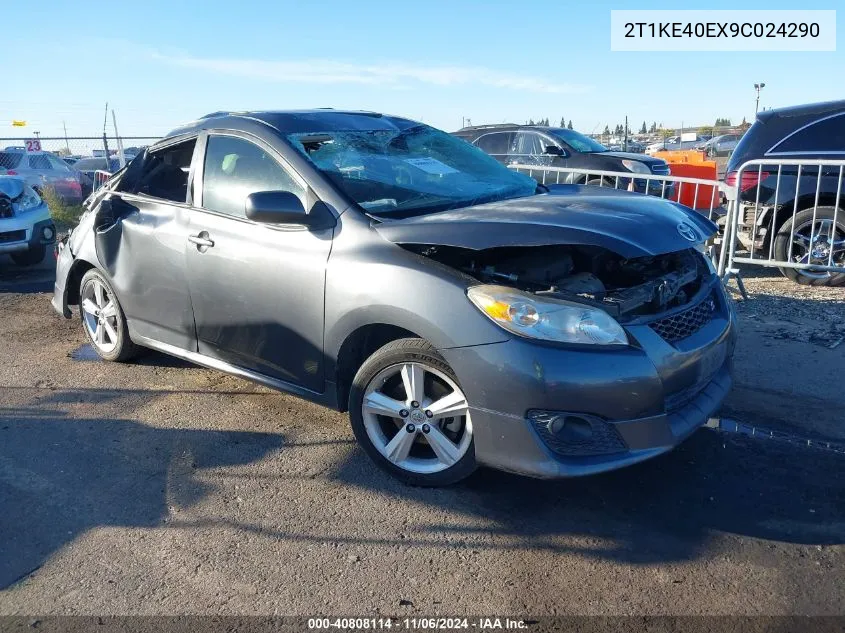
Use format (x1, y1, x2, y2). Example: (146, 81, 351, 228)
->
(770, 113, 845, 155)
(0, 152, 23, 169)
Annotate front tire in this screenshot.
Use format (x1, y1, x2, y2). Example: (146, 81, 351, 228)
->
(773, 207, 845, 287)
(78, 269, 140, 362)
(11, 245, 46, 266)
(348, 338, 477, 487)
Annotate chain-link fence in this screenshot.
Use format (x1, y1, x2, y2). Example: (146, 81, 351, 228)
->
(0, 135, 159, 163)
(0, 136, 160, 205)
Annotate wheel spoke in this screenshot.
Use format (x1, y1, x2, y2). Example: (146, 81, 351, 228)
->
(100, 301, 117, 319)
(102, 319, 118, 344)
(81, 298, 99, 317)
(94, 282, 106, 308)
(793, 233, 811, 246)
(815, 220, 833, 239)
(95, 323, 105, 345)
(426, 390, 468, 420)
(363, 391, 406, 419)
(424, 425, 461, 467)
(384, 428, 416, 464)
(400, 363, 425, 404)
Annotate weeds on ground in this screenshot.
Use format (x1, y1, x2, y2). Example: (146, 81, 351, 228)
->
(40, 186, 85, 234)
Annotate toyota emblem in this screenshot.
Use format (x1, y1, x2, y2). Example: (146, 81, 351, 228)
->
(677, 222, 699, 242)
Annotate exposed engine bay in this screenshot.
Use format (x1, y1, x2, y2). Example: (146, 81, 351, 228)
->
(405, 244, 710, 319)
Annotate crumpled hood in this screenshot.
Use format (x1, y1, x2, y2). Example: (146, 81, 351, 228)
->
(0, 176, 25, 199)
(374, 186, 717, 259)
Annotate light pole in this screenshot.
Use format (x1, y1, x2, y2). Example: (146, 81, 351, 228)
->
(754, 82, 766, 116)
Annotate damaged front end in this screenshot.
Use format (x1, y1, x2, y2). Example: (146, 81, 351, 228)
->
(403, 243, 711, 322)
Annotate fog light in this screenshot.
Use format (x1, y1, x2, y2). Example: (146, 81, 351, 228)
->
(42, 226, 54, 240)
(548, 415, 593, 441)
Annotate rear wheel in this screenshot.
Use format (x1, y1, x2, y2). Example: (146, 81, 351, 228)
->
(348, 338, 476, 487)
(11, 245, 46, 266)
(78, 269, 140, 362)
(773, 207, 845, 286)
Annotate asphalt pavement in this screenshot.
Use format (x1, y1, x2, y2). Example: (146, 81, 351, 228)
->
(0, 254, 842, 617)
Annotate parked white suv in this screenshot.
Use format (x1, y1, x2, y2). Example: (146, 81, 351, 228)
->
(0, 176, 56, 266)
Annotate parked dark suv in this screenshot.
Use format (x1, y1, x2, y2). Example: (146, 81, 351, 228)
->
(454, 124, 672, 197)
(726, 100, 845, 286)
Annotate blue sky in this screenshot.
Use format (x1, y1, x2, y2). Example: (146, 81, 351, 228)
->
(2, 0, 842, 138)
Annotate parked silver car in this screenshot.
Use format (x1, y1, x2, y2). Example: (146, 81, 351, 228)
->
(0, 175, 56, 265)
(0, 149, 84, 204)
(699, 134, 741, 157)
(645, 136, 708, 154)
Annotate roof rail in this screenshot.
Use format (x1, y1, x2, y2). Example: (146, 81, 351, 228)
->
(456, 123, 519, 131)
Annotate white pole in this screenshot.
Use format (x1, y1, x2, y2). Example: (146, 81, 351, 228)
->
(112, 110, 127, 169)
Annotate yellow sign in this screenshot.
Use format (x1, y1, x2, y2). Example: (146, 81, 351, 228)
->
(11, 120, 26, 127)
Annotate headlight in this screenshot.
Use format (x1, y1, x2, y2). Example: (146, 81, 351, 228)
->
(621, 159, 651, 174)
(13, 186, 42, 213)
(467, 285, 628, 346)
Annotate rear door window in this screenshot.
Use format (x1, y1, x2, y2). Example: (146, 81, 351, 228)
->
(771, 113, 845, 154)
(134, 138, 197, 203)
(509, 132, 545, 161)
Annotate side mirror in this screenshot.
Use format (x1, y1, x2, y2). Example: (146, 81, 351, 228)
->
(544, 145, 565, 156)
(245, 191, 308, 224)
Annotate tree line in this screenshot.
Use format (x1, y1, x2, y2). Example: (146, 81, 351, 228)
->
(525, 117, 574, 129)
(507, 115, 750, 136)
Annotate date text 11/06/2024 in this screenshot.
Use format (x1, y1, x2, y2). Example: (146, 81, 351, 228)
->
(307, 617, 529, 630)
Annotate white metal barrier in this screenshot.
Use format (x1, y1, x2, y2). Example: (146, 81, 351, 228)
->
(723, 158, 845, 287)
(508, 164, 738, 271)
(93, 170, 113, 192)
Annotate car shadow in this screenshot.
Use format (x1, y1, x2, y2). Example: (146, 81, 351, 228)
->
(2, 396, 841, 590)
(320, 428, 844, 563)
(0, 254, 55, 294)
(0, 404, 285, 590)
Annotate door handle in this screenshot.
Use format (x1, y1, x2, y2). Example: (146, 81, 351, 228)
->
(188, 234, 214, 248)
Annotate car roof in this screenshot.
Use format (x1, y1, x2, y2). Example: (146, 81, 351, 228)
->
(757, 99, 845, 124)
(456, 124, 564, 133)
(163, 109, 420, 143)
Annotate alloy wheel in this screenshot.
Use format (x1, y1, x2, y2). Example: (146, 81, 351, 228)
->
(790, 218, 845, 280)
(81, 279, 120, 354)
(361, 362, 472, 474)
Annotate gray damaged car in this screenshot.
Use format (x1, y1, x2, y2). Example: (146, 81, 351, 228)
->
(52, 110, 737, 486)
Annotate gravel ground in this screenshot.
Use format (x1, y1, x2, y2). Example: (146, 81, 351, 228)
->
(0, 256, 842, 618)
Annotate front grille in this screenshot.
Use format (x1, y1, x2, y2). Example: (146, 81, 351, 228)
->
(0, 230, 26, 244)
(649, 292, 717, 343)
(650, 163, 671, 175)
(0, 195, 12, 219)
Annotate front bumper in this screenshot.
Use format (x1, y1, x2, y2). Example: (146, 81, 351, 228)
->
(0, 207, 55, 254)
(52, 234, 75, 317)
(440, 280, 736, 478)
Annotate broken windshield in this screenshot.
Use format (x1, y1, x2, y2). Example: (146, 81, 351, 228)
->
(287, 124, 537, 216)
